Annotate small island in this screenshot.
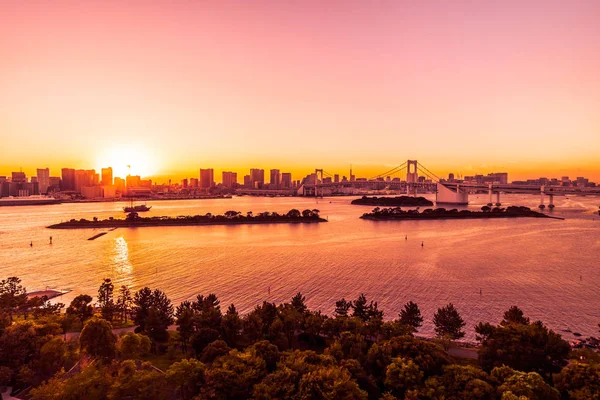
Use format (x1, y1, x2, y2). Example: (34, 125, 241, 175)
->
(47, 209, 327, 229)
(361, 205, 563, 221)
(351, 195, 434, 207)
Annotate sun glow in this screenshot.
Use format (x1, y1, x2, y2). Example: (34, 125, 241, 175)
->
(96, 146, 159, 179)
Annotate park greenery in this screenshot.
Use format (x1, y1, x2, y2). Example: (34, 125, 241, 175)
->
(48, 208, 326, 229)
(361, 205, 551, 220)
(1, 276, 599, 399)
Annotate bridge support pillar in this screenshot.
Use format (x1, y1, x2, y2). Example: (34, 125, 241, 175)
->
(539, 185, 545, 210)
(495, 192, 501, 206)
(548, 194, 555, 209)
(487, 184, 493, 206)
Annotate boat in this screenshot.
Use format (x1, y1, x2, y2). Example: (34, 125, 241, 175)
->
(123, 204, 152, 213)
(123, 197, 152, 212)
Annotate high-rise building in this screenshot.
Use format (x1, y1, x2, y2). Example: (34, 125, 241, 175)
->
(11, 171, 27, 183)
(126, 175, 141, 188)
(250, 168, 264, 188)
(182, 179, 188, 188)
(222, 171, 237, 188)
(334, 174, 339, 183)
(48, 177, 61, 192)
(281, 173, 292, 189)
(270, 169, 281, 188)
(36, 168, 50, 194)
(243, 175, 251, 186)
(61, 168, 75, 191)
(487, 173, 508, 184)
(190, 178, 199, 188)
(101, 167, 113, 185)
(114, 177, 125, 193)
(200, 168, 215, 189)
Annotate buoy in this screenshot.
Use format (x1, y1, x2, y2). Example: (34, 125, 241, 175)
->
(49, 236, 53, 244)
(405, 235, 407, 240)
(30, 241, 33, 247)
(421, 241, 424, 247)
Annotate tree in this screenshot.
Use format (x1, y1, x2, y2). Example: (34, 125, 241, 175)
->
(334, 298, 352, 317)
(221, 304, 242, 347)
(200, 340, 231, 363)
(493, 366, 560, 400)
(132, 287, 173, 338)
(384, 357, 423, 397)
(554, 362, 600, 400)
(0, 277, 28, 322)
(66, 294, 94, 326)
(116, 285, 132, 322)
(477, 320, 570, 376)
(176, 301, 195, 354)
(432, 303, 466, 345)
(297, 365, 368, 400)
(97, 278, 115, 321)
(352, 294, 369, 321)
(286, 209, 301, 218)
(109, 360, 168, 400)
(166, 358, 206, 400)
(132, 287, 153, 331)
(79, 317, 116, 359)
(399, 301, 423, 333)
(291, 292, 308, 313)
(501, 306, 530, 326)
(118, 333, 151, 360)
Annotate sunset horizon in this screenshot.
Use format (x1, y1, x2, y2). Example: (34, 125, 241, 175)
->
(1, 0, 599, 183)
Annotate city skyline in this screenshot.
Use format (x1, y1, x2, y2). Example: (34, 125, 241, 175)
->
(1, 1, 599, 182)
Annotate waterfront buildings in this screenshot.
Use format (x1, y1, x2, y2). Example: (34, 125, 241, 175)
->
(101, 167, 113, 185)
(200, 169, 215, 189)
(270, 169, 281, 188)
(37, 168, 50, 194)
(222, 171, 237, 188)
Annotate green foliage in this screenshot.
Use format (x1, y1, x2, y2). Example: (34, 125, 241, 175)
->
(399, 301, 424, 333)
(79, 317, 116, 359)
(108, 360, 168, 400)
(554, 362, 600, 399)
(0, 277, 28, 322)
(132, 287, 174, 345)
(433, 303, 466, 342)
(166, 358, 206, 400)
(118, 332, 151, 360)
(477, 320, 570, 376)
(384, 357, 424, 396)
(495, 367, 559, 400)
(97, 278, 115, 321)
(66, 294, 93, 325)
(500, 306, 530, 326)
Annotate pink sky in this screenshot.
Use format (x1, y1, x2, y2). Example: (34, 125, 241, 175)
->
(1, 0, 599, 181)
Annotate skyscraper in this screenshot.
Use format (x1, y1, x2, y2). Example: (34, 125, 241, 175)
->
(101, 167, 113, 186)
(270, 169, 281, 188)
(200, 168, 215, 189)
(222, 171, 237, 188)
(61, 168, 75, 191)
(37, 168, 50, 194)
(250, 168, 264, 189)
(281, 172, 292, 189)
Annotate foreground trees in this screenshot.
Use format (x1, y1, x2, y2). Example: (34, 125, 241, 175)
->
(475, 307, 570, 377)
(4, 278, 600, 400)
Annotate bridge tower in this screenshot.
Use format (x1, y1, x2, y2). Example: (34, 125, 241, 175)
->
(315, 169, 324, 198)
(406, 160, 418, 195)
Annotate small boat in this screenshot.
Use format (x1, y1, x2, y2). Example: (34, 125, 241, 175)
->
(123, 204, 152, 213)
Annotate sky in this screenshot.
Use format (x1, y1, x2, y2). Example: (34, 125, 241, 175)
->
(1, 0, 599, 182)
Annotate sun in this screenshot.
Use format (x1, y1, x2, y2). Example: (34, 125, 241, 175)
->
(96, 146, 159, 179)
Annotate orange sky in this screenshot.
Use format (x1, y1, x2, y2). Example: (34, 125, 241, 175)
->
(1, 0, 599, 183)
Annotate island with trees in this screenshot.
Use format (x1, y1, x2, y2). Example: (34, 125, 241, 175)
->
(361, 205, 562, 221)
(1, 276, 599, 399)
(351, 195, 434, 207)
(47, 209, 327, 229)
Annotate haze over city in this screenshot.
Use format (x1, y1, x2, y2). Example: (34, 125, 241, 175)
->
(1, 0, 599, 181)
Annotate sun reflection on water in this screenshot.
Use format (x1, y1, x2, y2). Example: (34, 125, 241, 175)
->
(112, 236, 133, 287)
